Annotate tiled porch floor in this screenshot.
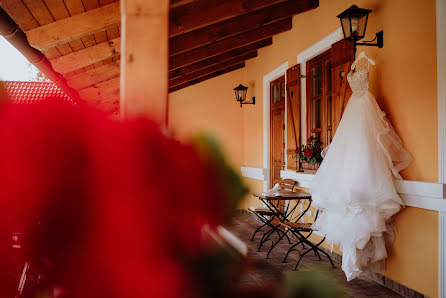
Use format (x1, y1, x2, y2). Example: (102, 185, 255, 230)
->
(229, 213, 403, 298)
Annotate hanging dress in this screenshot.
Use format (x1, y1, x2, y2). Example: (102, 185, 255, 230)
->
(310, 51, 412, 281)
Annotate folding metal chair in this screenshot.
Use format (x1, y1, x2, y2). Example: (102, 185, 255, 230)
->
(279, 209, 336, 270)
(265, 196, 312, 258)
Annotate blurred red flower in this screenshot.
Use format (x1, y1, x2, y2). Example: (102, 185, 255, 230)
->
(305, 149, 313, 158)
(0, 101, 242, 297)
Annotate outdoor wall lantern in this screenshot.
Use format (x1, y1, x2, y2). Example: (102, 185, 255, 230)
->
(234, 84, 255, 107)
(337, 5, 383, 55)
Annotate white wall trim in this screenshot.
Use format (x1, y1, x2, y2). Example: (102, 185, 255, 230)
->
(263, 61, 288, 191)
(280, 170, 314, 188)
(240, 167, 265, 181)
(437, 0, 446, 296)
(296, 27, 344, 145)
(281, 170, 446, 200)
(396, 180, 446, 199)
(401, 194, 446, 213)
(240, 167, 446, 212)
(297, 27, 344, 64)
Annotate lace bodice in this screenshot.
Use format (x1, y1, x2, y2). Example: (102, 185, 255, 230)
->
(347, 65, 369, 96)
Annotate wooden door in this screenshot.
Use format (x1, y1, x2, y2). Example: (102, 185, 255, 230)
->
(286, 65, 301, 171)
(270, 76, 285, 187)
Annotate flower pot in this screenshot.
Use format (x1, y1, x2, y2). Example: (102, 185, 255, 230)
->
(301, 162, 320, 171)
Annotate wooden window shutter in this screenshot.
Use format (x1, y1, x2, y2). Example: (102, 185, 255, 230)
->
(286, 64, 301, 171)
(331, 39, 355, 134)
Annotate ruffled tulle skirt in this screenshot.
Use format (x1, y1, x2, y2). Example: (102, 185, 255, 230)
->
(310, 91, 412, 281)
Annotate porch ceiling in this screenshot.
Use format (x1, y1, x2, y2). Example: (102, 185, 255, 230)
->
(0, 0, 318, 112)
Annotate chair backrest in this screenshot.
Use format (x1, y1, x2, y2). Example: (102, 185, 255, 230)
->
(280, 179, 297, 192)
(276, 179, 298, 211)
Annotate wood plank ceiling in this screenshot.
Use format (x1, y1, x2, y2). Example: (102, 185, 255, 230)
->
(0, 0, 318, 113)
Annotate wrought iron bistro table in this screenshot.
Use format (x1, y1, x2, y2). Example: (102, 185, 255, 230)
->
(251, 191, 335, 269)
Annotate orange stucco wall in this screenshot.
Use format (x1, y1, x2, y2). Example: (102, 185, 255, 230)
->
(168, 0, 439, 296)
(168, 69, 245, 169)
(242, 0, 438, 182)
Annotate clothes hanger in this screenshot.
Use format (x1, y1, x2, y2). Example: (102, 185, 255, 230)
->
(351, 51, 375, 70)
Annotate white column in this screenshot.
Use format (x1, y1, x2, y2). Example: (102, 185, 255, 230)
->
(120, 0, 169, 125)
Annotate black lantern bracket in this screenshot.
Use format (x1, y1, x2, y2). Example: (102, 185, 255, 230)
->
(355, 30, 383, 49)
(238, 96, 255, 107)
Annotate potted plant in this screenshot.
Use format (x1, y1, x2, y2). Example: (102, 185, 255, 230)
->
(298, 137, 323, 170)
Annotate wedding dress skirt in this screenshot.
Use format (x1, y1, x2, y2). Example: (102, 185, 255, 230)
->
(310, 60, 412, 281)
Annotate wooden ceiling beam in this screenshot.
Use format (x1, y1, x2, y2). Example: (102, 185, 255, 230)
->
(51, 38, 120, 74)
(169, 0, 288, 37)
(78, 77, 120, 102)
(169, 38, 271, 79)
(94, 100, 120, 114)
(83, 94, 120, 106)
(169, 18, 291, 70)
(169, 63, 246, 93)
(80, 90, 120, 104)
(169, 51, 257, 87)
(170, 0, 318, 56)
(81, 92, 120, 115)
(66, 62, 120, 90)
(52, 18, 276, 75)
(170, 0, 196, 8)
(21, 0, 300, 52)
(25, 2, 120, 51)
(82, 94, 120, 107)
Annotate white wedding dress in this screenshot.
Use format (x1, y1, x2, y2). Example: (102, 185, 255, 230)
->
(310, 51, 412, 281)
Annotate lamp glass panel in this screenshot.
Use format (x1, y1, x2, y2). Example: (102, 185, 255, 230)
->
(351, 17, 360, 38)
(236, 89, 246, 101)
(350, 16, 367, 38)
(357, 15, 368, 38)
(341, 17, 352, 38)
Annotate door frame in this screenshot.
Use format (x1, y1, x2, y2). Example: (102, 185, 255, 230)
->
(437, 0, 446, 296)
(262, 61, 288, 191)
(269, 75, 286, 187)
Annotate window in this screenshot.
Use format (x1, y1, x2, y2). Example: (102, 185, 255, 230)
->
(306, 50, 333, 147)
(271, 76, 286, 106)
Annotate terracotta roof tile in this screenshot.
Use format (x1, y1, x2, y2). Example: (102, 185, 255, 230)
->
(2, 81, 75, 104)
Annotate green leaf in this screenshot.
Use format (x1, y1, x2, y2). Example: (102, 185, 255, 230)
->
(310, 157, 317, 165)
(192, 134, 249, 219)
